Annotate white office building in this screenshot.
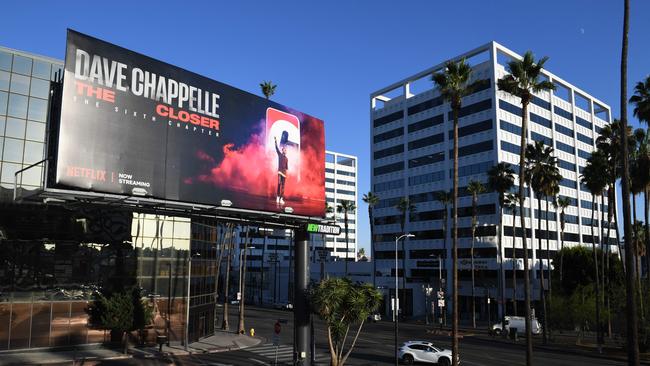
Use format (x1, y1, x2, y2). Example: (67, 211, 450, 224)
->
(325, 150, 358, 261)
(370, 41, 614, 320)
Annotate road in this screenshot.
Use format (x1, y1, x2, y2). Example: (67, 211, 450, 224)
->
(93, 306, 627, 366)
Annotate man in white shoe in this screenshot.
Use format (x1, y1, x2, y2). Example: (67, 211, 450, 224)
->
(274, 136, 288, 205)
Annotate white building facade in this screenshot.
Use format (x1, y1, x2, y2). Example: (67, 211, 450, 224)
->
(370, 41, 614, 320)
(325, 150, 358, 261)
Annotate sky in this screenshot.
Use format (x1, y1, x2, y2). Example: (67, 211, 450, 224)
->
(1, 0, 649, 253)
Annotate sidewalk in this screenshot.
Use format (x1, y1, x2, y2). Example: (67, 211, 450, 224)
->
(0, 331, 262, 366)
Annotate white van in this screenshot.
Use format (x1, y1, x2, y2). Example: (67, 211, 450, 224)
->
(491, 316, 542, 336)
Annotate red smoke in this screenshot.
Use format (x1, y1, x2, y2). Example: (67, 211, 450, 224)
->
(185, 117, 325, 216)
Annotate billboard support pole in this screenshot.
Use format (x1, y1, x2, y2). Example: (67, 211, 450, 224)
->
(294, 227, 311, 365)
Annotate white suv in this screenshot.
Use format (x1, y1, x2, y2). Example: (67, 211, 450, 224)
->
(398, 341, 455, 365)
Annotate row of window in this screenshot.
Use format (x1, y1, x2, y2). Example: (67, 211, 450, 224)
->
(554, 105, 573, 121)
(409, 132, 443, 150)
(531, 131, 552, 146)
(374, 161, 403, 176)
(326, 168, 356, 177)
(374, 126, 403, 143)
(409, 170, 445, 186)
(374, 144, 403, 159)
(451, 140, 493, 158)
(409, 152, 444, 168)
(408, 114, 444, 133)
(448, 119, 492, 139)
(555, 123, 573, 138)
(448, 98, 492, 120)
(0, 91, 49, 122)
(373, 110, 404, 128)
(374, 178, 404, 192)
(0, 51, 60, 80)
(529, 113, 552, 129)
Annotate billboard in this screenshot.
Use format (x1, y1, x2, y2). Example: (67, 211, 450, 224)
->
(53, 30, 325, 217)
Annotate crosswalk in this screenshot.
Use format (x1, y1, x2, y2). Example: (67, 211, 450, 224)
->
(244, 343, 328, 365)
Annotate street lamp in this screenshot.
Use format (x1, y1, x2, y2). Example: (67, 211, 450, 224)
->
(395, 233, 414, 366)
(185, 252, 200, 351)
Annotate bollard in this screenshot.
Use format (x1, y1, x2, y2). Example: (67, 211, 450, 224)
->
(250, 328, 255, 337)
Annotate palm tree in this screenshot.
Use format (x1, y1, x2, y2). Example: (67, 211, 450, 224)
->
(260, 81, 276, 100)
(497, 51, 554, 365)
(238, 226, 251, 334)
(488, 163, 515, 329)
(553, 197, 571, 282)
(620, 0, 639, 362)
(363, 192, 380, 288)
(581, 150, 608, 353)
(337, 200, 356, 276)
(524, 141, 561, 345)
(321, 203, 335, 280)
(435, 190, 452, 325)
(395, 197, 416, 318)
(222, 224, 236, 330)
(505, 193, 520, 316)
(467, 180, 485, 329)
(432, 58, 473, 366)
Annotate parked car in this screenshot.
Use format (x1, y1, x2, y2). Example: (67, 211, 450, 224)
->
(272, 302, 293, 310)
(398, 341, 454, 365)
(491, 316, 542, 336)
(368, 313, 381, 322)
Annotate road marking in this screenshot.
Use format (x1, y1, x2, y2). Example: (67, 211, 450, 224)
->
(249, 359, 270, 365)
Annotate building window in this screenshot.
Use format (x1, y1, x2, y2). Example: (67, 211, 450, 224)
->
(555, 123, 573, 137)
(408, 133, 443, 150)
(531, 96, 551, 110)
(500, 120, 522, 135)
(408, 114, 444, 133)
(373, 161, 404, 176)
(447, 98, 492, 119)
(457, 161, 493, 177)
(556, 141, 576, 155)
(576, 133, 593, 145)
(374, 110, 404, 128)
(373, 127, 403, 143)
(374, 179, 403, 192)
(578, 149, 591, 160)
(531, 132, 552, 146)
(450, 140, 492, 158)
(374, 144, 404, 159)
(557, 159, 576, 172)
(448, 119, 492, 139)
(554, 105, 573, 121)
(409, 170, 444, 186)
(530, 113, 552, 129)
(559, 178, 577, 189)
(408, 152, 444, 168)
(576, 116, 593, 130)
(499, 99, 522, 116)
(407, 96, 443, 115)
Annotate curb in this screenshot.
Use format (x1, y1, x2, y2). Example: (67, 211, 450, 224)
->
(132, 335, 264, 358)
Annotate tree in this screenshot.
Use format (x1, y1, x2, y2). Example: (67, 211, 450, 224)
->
(434, 190, 452, 324)
(467, 180, 485, 329)
(497, 51, 554, 365)
(630, 129, 650, 294)
(337, 200, 356, 275)
(222, 224, 236, 330)
(553, 197, 571, 282)
(488, 163, 515, 331)
(311, 278, 382, 366)
(88, 287, 153, 354)
(238, 226, 251, 334)
(322, 203, 335, 281)
(433, 59, 473, 366)
(357, 247, 368, 261)
(581, 150, 609, 353)
(395, 197, 416, 318)
(363, 192, 380, 288)
(620, 0, 640, 362)
(260, 81, 276, 100)
(524, 141, 561, 344)
(505, 193, 520, 316)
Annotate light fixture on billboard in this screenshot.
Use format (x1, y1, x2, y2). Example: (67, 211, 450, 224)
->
(132, 187, 147, 197)
(284, 207, 294, 214)
(220, 200, 233, 207)
(43, 197, 66, 205)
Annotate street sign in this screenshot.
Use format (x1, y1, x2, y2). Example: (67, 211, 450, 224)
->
(306, 223, 341, 235)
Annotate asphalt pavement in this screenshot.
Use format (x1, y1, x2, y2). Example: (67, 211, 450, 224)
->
(88, 305, 633, 366)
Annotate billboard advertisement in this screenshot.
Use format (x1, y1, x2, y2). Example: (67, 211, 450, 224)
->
(53, 30, 325, 216)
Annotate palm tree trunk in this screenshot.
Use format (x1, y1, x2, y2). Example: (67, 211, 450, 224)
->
(621, 0, 640, 361)
(214, 224, 227, 331)
(238, 227, 250, 334)
(545, 197, 552, 342)
(498, 203, 506, 334)
(260, 232, 266, 305)
(605, 196, 613, 339)
(451, 107, 460, 366)
(591, 197, 602, 353)
(345, 211, 350, 276)
(538, 195, 547, 345)
(443, 207, 449, 326)
(222, 230, 234, 331)
(513, 207, 518, 317)
(519, 101, 533, 366)
(370, 207, 376, 289)
(471, 226, 476, 329)
(645, 189, 650, 290)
